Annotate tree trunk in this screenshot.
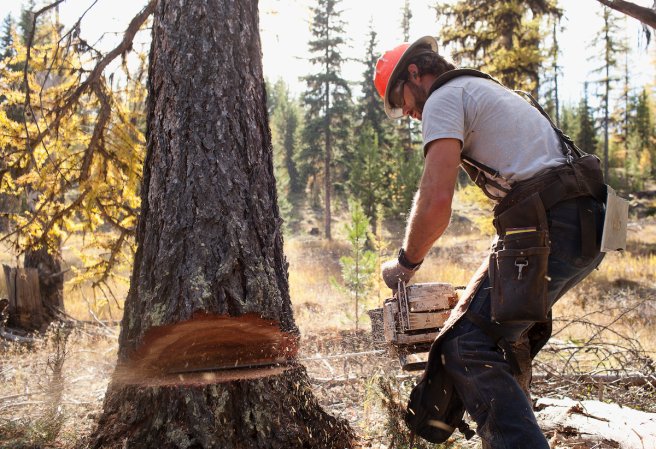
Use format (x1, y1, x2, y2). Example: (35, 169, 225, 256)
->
(91, 1, 353, 447)
(324, 80, 332, 240)
(0, 193, 18, 233)
(552, 19, 560, 127)
(23, 247, 64, 329)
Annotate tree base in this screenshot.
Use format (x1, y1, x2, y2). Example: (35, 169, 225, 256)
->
(91, 366, 354, 449)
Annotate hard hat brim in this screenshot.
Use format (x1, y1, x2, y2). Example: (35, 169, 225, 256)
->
(384, 36, 438, 119)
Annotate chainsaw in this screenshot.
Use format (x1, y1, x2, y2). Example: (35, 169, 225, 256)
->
(129, 282, 459, 381)
(368, 281, 460, 371)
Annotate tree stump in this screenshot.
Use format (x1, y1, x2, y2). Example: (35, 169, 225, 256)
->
(2, 265, 46, 331)
(24, 247, 65, 321)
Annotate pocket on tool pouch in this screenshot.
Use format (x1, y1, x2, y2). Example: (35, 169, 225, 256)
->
(489, 231, 550, 323)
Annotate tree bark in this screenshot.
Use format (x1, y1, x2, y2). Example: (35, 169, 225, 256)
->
(91, 1, 353, 447)
(94, 367, 353, 449)
(0, 194, 18, 232)
(3, 265, 45, 331)
(23, 247, 64, 330)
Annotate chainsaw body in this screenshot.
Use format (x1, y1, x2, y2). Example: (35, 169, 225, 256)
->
(368, 282, 459, 371)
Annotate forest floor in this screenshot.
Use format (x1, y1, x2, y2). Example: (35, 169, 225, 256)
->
(1, 188, 655, 448)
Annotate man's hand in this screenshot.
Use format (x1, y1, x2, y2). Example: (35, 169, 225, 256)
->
(381, 259, 417, 290)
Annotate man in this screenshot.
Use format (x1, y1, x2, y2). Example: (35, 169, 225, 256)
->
(375, 36, 607, 448)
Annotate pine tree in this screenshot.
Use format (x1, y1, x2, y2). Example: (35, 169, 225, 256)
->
(560, 102, 580, 143)
(91, 2, 354, 446)
(18, 0, 37, 45)
(301, 0, 352, 240)
(396, 0, 418, 158)
(576, 83, 599, 155)
(436, 0, 560, 94)
(352, 13, 423, 226)
(588, 6, 627, 179)
(541, 16, 562, 125)
(268, 78, 302, 230)
(389, 0, 423, 217)
(611, 48, 632, 186)
(632, 88, 655, 155)
(357, 26, 388, 146)
(386, 147, 423, 219)
(346, 125, 385, 222)
(627, 88, 656, 184)
(1, 15, 15, 60)
(333, 198, 376, 331)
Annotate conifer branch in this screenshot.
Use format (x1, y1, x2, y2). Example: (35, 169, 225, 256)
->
(595, 0, 656, 28)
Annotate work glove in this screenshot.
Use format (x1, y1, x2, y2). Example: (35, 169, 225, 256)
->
(381, 249, 423, 290)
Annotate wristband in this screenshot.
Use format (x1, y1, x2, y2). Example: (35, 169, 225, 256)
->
(398, 248, 423, 271)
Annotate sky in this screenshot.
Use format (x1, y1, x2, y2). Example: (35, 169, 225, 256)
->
(1, 0, 654, 105)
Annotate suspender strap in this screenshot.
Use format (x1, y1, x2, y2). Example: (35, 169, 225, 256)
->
(461, 156, 511, 202)
(428, 68, 495, 95)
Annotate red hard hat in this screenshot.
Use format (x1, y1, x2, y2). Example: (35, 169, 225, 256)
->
(374, 36, 438, 119)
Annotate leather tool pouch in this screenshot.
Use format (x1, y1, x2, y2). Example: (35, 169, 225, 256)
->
(490, 193, 551, 324)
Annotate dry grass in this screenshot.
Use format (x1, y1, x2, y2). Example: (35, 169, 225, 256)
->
(0, 324, 117, 448)
(551, 220, 656, 356)
(0, 200, 654, 448)
(286, 238, 352, 332)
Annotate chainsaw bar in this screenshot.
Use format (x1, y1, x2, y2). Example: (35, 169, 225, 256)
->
(169, 349, 388, 375)
(169, 359, 295, 375)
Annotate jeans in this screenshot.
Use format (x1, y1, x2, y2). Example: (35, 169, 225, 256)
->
(441, 198, 605, 448)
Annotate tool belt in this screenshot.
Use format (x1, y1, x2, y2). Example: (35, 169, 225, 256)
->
(489, 154, 606, 324)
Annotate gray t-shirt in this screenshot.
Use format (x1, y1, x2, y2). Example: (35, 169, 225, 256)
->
(422, 75, 565, 199)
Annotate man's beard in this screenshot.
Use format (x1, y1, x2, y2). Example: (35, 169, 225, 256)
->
(408, 82, 427, 113)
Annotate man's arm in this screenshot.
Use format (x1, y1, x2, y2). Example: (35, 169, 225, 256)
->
(402, 138, 461, 264)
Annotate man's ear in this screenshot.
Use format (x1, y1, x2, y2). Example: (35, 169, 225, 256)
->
(407, 63, 421, 86)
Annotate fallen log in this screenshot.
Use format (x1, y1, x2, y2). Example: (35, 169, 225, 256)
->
(535, 397, 656, 449)
(533, 372, 656, 388)
(0, 328, 35, 343)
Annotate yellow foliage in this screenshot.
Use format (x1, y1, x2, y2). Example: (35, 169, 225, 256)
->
(638, 149, 652, 178)
(14, 172, 41, 186)
(0, 13, 146, 288)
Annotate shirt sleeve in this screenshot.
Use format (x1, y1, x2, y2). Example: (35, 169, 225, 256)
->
(422, 86, 465, 157)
